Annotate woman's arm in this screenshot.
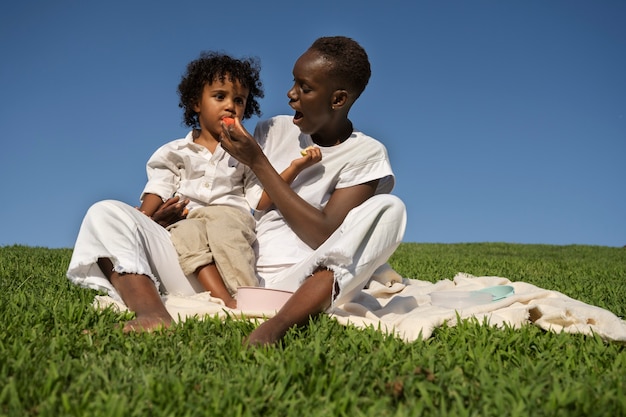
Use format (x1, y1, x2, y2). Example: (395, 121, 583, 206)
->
(220, 122, 377, 248)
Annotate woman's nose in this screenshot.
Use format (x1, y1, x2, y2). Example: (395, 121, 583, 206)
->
(287, 86, 297, 101)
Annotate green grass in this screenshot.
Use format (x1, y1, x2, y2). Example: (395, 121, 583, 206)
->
(1, 243, 625, 416)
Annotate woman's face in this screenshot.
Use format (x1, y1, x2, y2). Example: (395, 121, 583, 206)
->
(287, 50, 336, 138)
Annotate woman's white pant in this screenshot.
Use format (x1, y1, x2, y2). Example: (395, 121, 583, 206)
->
(67, 200, 204, 302)
(261, 194, 406, 307)
(67, 194, 406, 307)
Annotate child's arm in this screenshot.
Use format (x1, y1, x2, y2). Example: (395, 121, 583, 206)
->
(256, 147, 321, 211)
(137, 193, 165, 217)
(138, 194, 190, 227)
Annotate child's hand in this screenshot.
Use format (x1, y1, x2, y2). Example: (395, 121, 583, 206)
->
(293, 146, 322, 170)
(151, 196, 189, 227)
(300, 146, 315, 157)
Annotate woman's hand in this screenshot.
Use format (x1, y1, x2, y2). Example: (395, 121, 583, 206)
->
(219, 118, 264, 168)
(151, 196, 189, 228)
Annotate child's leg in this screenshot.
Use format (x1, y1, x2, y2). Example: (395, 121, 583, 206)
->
(169, 210, 247, 308)
(196, 264, 237, 308)
(192, 206, 258, 291)
(168, 217, 215, 277)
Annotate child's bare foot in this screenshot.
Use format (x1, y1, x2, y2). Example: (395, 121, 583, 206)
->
(122, 315, 172, 333)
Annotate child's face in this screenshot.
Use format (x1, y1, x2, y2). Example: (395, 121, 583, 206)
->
(193, 76, 249, 137)
(287, 50, 336, 137)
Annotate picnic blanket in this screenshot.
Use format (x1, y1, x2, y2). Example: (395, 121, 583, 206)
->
(93, 265, 626, 342)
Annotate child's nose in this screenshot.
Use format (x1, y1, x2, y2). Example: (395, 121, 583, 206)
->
(224, 98, 237, 111)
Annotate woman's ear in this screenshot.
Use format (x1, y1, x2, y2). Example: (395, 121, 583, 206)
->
(331, 90, 349, 109)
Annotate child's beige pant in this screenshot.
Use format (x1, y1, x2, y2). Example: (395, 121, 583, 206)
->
(168, 205, 258, 294)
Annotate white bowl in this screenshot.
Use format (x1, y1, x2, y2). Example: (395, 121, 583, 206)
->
(430, 290, 493, 309)
(237, 287, 293, 312)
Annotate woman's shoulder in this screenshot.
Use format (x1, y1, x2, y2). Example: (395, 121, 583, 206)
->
(341, 129, 389, 157)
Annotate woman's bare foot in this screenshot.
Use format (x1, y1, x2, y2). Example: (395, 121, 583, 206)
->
(244, 270, 334, 347)
(244, 317, 290, 347)
(122, 315, 172, 333)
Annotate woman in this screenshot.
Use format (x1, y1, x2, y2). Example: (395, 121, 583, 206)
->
(67, 36, 406, 346)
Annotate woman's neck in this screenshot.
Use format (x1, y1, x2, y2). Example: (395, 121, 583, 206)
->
(311, 119, 353, 147)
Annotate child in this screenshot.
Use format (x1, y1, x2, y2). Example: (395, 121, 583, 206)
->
(138, 52, 321, 308)
(219, 36, 406, 345)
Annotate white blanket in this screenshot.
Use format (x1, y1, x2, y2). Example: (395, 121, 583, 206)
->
(93, 267, 626, 342)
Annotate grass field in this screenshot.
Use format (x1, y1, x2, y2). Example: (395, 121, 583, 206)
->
(1, 243, 625, 416)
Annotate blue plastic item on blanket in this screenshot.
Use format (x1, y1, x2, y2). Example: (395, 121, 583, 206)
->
(431, 285, 515, 309)
(473, 285, 515, 301)
(430, 291, 489, 308)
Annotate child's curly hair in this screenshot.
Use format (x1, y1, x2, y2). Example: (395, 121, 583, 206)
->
(178, 51, 264, 128)
(309, 36, 371, 100)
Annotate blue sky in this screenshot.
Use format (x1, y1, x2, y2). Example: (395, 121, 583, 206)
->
(1, 1, 624, 249)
